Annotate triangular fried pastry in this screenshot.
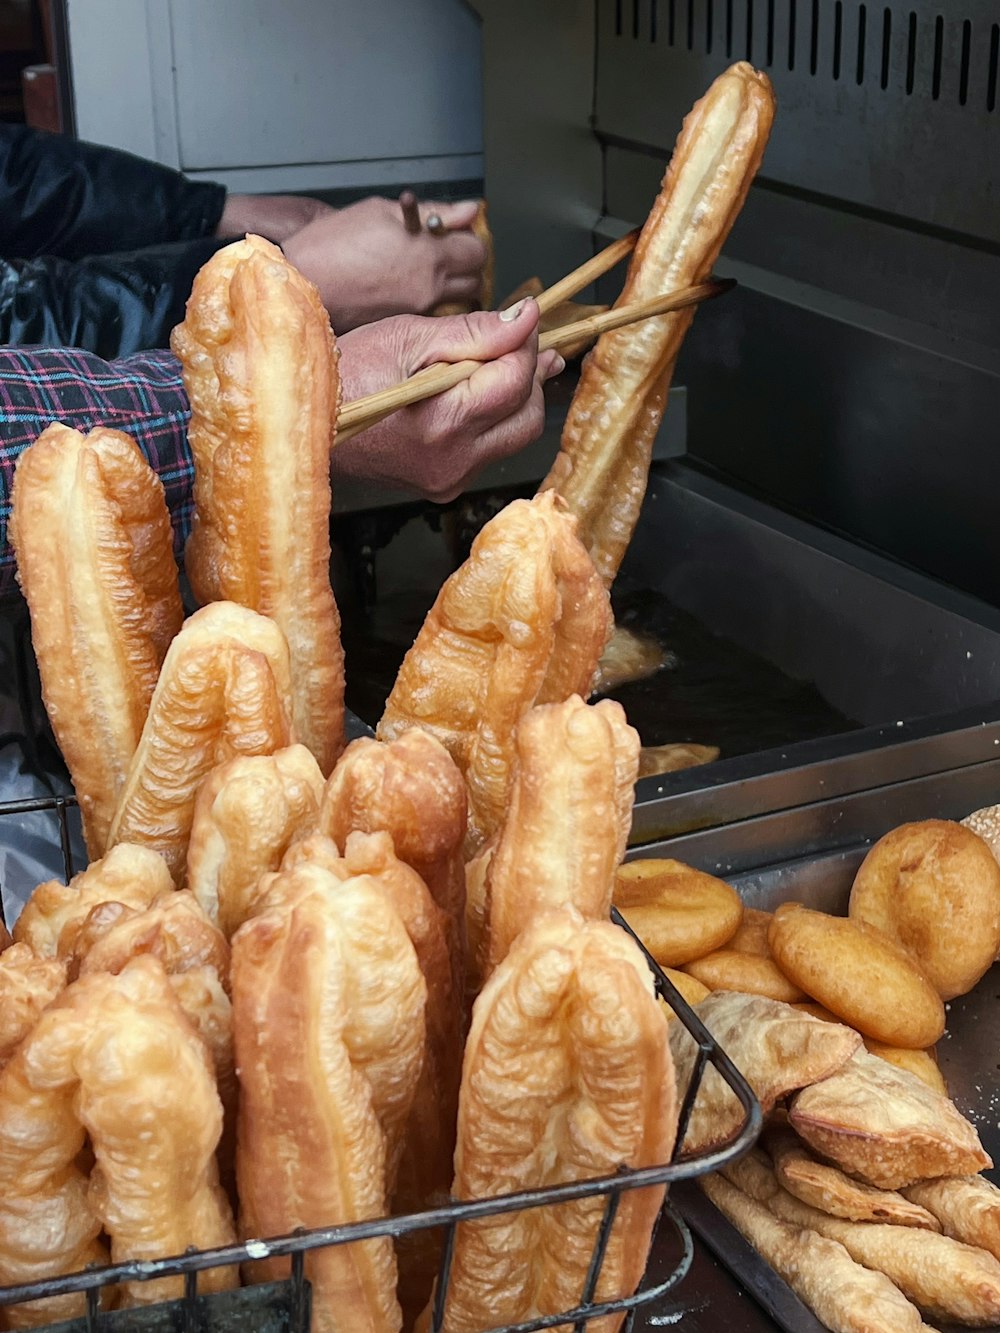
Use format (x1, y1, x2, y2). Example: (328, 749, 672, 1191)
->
(232, 866, 426, 1333)
(789, 1048, 991, 1189)
(669, 992, 861, 1156)
(106, 602, 294, 883)
(421, 909, 676, 1333)
(378, 492, 611, 854)
(700, 1172, 936, 1333)
(172, 235, 344, 772)
(764, 1119, 940, 1228)
(480, 695, 639, 978)
(904, 1176, 1000, 1262)
(725, 1150, 1000, 1325)
(9, 424, 184, 856)
(187, 744, 324, 937)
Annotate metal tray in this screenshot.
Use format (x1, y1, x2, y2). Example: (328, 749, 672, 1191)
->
(625, 763, 1000, 1332)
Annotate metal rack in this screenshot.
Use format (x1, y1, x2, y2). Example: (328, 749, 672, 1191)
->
(0, 792, 760, 1333)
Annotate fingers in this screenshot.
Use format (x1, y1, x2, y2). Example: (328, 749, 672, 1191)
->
(435, 230, 488, 279)
(421, 200, 480, 231)
(404, 302, 541, 372)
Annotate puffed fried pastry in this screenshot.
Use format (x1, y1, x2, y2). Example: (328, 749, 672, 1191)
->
(13, 842, 172, 958)
(422, 909, 676, 1333)
(9, 424, 184, 855)
(187, 745, 324, 937)
(726, 1149, 1000, 1325)
(0, 955, 235, 1327)
(479, 696, 639, 978)
(669, 993, 861, 1156)
(539, 63, 775, 587)
(379, 492, 612, 853)
(105, 602, 294, 883)
(700, 1172, 935, 1333)
(233, 865, 426, 1333)
(0, 945, 66, 1070)
(320, 729, 468, 993)
(71, 890, 230, 987)
(905, 1176, 1000, 1262)
(789, 1048, 991, 1189)
(172, 235, 344, 773)
(764, 1119, 940, 1228)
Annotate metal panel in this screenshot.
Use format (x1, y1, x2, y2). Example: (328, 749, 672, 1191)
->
(596, 0, 1000, 243)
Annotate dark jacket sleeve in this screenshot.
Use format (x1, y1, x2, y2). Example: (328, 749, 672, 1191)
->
(0, 236, 228, 358)
(0, 124, 227, 261)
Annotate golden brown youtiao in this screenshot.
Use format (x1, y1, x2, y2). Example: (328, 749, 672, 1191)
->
(669, 993, 861, 1156)
(13, 843, 172, 958)
(320, 729, 468, 995)
(539, 63, 775, 588)
(378, 492, 611, 854)
(768, 903, 945, 1049)
(105, 602, 294, 883)
(789, 1049, 991, 1189)
(726, 1150, 1000, 1325)
(232, 866, 425, 1333)
(904, 1176, 1000, 1262)
(700, 1172, 935, 1333)
(0, 945, 66, 1070)
(0, 956, 235, 1326)
(172, 235, 344, 773)
(422, 909, 676, 1333)
(71, 890, 230, 989)
(479, 696, 639, 978)
(187, 744, 324, 937)
(849, 819, 1000, 1000)
(9, 424, 183, 855)
(763, 1120, 940, 1229)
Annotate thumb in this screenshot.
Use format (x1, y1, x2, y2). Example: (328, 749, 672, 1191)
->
(412, 300, 540, 370)
(423, 199, 481, 230)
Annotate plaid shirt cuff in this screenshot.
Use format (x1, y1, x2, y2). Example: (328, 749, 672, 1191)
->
(0, 346, 192, 602)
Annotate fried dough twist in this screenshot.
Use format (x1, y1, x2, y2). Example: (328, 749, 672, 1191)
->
(105, 602, 294, 883)
(171, 235, 344, 773)
(540, 62, 775, 587)
(233, 865, 426, 1333)
(187, 745, 325, 937)
(479, 696, 639, 978)
(0, 956, 235, 1326)
(320, 730, 468, 998)
(379, 493, 611, 854)
(424, 909, 676, 1333)
(13, 843, 172, 958)
(9, 424, 183, 855)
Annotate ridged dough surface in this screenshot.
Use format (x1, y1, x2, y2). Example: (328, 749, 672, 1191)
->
(378, 493, 611, 853)
(187, 744, 324, 937)
(0, 945, 66, 1071)
(233, 867, 426, 1333)
(171, 235, 344, 772)
(105, 602, 294, 883)
(9, 424, 183, 854)
(905, 1176, 1000, 1262)
(539, 62, 775, 587)
(13, 843, 172, 958)
(481, 695, 639, 977)
(0, 956, 235, 1326)
(425, 909, 676, 1333)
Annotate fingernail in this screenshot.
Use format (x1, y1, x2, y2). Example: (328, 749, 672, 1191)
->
(499, 299, 527, 323)
(543, 353, 566, 380)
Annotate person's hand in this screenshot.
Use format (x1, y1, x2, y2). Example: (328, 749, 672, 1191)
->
(334, 300, 563, 502)
(216, 193, 332, 244)
(282, 197, 486, 330)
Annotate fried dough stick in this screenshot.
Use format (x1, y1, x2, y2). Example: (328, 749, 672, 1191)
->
(539, 62, 775, 588)
(172, 235, 344, 772)
(9, 424, 183, 855)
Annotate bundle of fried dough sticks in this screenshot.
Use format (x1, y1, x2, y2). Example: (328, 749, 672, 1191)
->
(619, 811, 1000, 1332)
(0, 58, 785, 1333)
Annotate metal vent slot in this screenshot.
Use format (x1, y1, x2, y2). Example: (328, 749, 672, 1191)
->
(611, 1, 997, 112)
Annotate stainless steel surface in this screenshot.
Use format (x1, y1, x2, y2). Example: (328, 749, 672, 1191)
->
(632, 766, 1000, 1331)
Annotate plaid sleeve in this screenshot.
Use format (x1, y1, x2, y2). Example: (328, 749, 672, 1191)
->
(0, 346, 193, 603)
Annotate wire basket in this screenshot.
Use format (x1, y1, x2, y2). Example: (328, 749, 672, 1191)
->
(0, 793, 761, 1333)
